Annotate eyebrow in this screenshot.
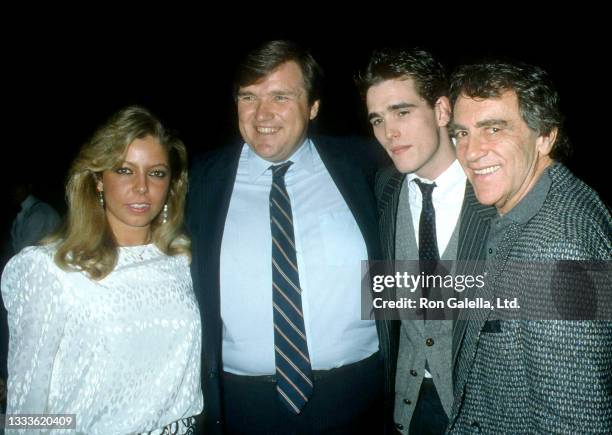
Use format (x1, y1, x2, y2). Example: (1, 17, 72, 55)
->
(448, 121, 464, 132)
(476, 119, 509, 128)
(449, 118, 509, 131)
(272, 90, 300, 97)
(122, 161, 170, 169)
(237, 89, 300, 97)
(368, 102, 417, 122)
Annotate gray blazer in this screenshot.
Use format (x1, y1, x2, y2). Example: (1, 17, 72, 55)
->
(448, 163, 612, 434)
(375, 166, 495, 433)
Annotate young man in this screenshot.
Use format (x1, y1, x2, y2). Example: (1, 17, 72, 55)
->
(357, 48, 495, 434)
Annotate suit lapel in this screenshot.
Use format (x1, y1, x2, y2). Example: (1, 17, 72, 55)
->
(452, 183, 497, 370)
(451, 184, 527, 403)
(394, 175, 424, 335)
(200, 145, 242, 258)
(379, 170, 405, 261)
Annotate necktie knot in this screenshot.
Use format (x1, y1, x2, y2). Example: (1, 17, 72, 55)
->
(415, 178, 439, 262)
(270, 161, 293, 180)
(414, 178, 436, 199)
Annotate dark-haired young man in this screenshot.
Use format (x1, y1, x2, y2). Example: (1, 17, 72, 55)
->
(357, 48, 495, 434)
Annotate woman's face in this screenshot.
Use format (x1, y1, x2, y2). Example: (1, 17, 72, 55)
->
(97, 135, 170, 246)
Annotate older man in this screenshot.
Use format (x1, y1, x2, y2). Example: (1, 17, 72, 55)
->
(448, 60, 612, 433)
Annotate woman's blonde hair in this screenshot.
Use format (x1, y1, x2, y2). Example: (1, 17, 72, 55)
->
(49, 105, 189, 280)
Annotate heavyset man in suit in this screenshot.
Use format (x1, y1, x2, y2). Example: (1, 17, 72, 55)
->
(188, 40, 396, 434)
(356, 48, 494, 434)
(447, 60, 612, 433)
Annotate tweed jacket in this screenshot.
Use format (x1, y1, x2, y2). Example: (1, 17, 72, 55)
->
(448, 163, 612, 434)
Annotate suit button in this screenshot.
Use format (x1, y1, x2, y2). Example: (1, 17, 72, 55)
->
(426, 338, 434, 346)
(395, 423, 404, 430)
(403, 398, 412, 405)
(488, 248, 493, 254)
(410, 369, 417, 376)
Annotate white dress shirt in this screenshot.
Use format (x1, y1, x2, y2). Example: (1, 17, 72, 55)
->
(406, 159, 466, 255)
(220, 139, 379, 375)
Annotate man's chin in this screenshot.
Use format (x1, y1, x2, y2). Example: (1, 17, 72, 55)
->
(473, 189, 500, 208)
(392, 159, 417, 174)
(250, 143, 277, 159)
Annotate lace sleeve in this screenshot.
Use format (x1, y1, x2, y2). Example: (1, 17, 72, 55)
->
(1, 246, 67, 414)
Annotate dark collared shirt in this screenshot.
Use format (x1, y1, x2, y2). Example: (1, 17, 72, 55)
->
(485, 164, 553, 262)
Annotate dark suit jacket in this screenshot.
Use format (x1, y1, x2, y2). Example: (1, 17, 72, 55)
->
(375, 165, 496, 431)
(187, 136, 396, 434)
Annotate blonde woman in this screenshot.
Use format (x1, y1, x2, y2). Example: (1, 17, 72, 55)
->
(1, 106, 202, 434)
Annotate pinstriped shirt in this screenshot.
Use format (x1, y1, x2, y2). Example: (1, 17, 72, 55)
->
(220, 139, 379, 375)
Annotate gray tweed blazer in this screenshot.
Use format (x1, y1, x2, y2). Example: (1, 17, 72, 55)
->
(448, 163, 612, 434)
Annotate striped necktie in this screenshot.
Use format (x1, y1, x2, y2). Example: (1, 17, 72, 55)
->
(269, 161, 313, 414)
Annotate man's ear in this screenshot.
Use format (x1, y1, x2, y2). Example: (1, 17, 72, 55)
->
(536, 127, 558, 156)
(435, 96, 451, 128)
(309, 100, 321, 120)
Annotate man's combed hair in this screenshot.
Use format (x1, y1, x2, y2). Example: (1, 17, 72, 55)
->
(449, 61, 570, 162)
(233, 40, 323, 105)
(355, 47, 448, 107)
(48, 106, 190, 280)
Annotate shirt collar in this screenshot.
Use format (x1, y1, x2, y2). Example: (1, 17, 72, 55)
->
(499, 163, 553, 224)
(247, 138, 315, 183)
(407, 159, 466, 194)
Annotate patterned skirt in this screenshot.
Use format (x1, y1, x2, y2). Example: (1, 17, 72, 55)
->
(141, 416, 196, 435)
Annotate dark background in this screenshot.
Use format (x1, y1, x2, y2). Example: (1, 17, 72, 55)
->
(0, 16, 610, 391)
(3, 26, 609, 215)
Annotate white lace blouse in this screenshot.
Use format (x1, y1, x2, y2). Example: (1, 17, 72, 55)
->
(1, 244, 203, 435)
